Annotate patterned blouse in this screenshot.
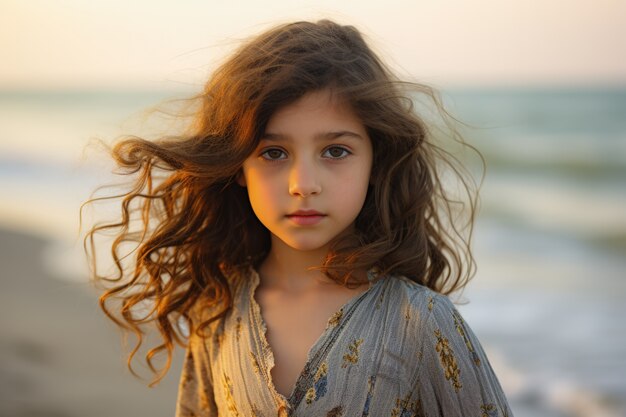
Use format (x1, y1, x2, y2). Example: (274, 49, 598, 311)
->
(175, 267, 513, 417)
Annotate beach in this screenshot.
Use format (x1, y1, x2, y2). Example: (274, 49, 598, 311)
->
(0, 226, 183, 417)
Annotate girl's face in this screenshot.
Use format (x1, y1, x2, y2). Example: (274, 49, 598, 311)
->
(239, 89, 373, 253)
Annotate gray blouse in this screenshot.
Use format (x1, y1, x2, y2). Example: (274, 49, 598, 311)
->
(175, 267, 513, 416)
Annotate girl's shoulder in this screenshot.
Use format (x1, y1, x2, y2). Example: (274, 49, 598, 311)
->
(379, 274, 479, 358)
(379, 273, 463, 326)
(187, 266, 250, 323)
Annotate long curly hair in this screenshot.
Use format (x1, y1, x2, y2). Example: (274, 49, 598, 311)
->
(81, 19, 483, 385)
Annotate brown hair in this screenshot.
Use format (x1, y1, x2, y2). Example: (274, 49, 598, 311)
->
(82, 19, 483, 385)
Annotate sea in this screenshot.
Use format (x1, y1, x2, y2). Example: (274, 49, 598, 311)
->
(1, 86, 625, 417)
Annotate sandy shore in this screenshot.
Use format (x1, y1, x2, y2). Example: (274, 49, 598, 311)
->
(0, 226, 184, 417)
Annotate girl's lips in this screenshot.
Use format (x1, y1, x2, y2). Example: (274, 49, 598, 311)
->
(286, 214, 326, 225)
(288, 209, 324, 216)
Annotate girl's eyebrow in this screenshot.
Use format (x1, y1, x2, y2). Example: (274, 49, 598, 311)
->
(260, 130, 364, 142)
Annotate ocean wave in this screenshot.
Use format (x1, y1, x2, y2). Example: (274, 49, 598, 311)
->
(477, 174, 626, 253)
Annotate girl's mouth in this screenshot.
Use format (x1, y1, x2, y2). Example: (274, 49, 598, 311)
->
(286, 211, 326, 225)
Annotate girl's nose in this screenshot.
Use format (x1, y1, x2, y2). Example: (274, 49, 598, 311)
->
(288, 159, 322, 197)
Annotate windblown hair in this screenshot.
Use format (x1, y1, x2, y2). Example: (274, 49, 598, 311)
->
(82, 19, 483, 385)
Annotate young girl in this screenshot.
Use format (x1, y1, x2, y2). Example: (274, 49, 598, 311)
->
(84, 20, 513, 417)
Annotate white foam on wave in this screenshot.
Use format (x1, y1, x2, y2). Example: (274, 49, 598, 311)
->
(506, 370, 626, 417)
(545, 380, 624, 417)
(480, 174, 626, 239)
(476, 130, 626, 169)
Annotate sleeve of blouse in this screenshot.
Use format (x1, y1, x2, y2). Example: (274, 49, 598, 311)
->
(174, 325, 218, 417)
(415, 293, 514, 417)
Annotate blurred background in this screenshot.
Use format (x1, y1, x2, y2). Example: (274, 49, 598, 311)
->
(1, 1, 625, 416)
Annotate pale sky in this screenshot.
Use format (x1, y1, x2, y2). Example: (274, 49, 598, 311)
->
(1, 0, 625, 89)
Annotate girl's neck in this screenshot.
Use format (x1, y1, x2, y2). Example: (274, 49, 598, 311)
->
(258, 238, 336, 294)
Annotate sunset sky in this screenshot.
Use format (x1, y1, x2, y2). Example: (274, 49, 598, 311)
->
(1, 0, 625, 89)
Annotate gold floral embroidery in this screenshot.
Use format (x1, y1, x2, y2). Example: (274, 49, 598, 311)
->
(390, 391, 419, 417)
(249, 350, 261, 375)
(481, 403, 498, 417)
(316, 362, 328, 379)
(434, 329, 462, 392)
(326, 405, 344, 417)
(222, 373, 240, 416)
(306, 362, 329, 404)
(452, 309, 481, 366)
(428, 296, 434, 311)
(305, 387, 316, 404)
(327, 309, 344, 328)
(342, 338, 364, 368)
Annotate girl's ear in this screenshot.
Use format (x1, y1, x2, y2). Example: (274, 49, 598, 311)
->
(236, 170, 247, 187)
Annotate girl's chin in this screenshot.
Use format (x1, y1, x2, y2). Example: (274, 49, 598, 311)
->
(270, 236, 332, 253)
(284, 242, 331, 253)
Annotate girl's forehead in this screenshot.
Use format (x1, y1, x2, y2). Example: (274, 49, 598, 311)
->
(266, 89, 360, 128)
(259, 93, 369, 148)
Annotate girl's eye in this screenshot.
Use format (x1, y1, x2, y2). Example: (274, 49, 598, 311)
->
(259, 146, 351, 161)
(260, 148, 287, 161)
(323, 146, 351, 159)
